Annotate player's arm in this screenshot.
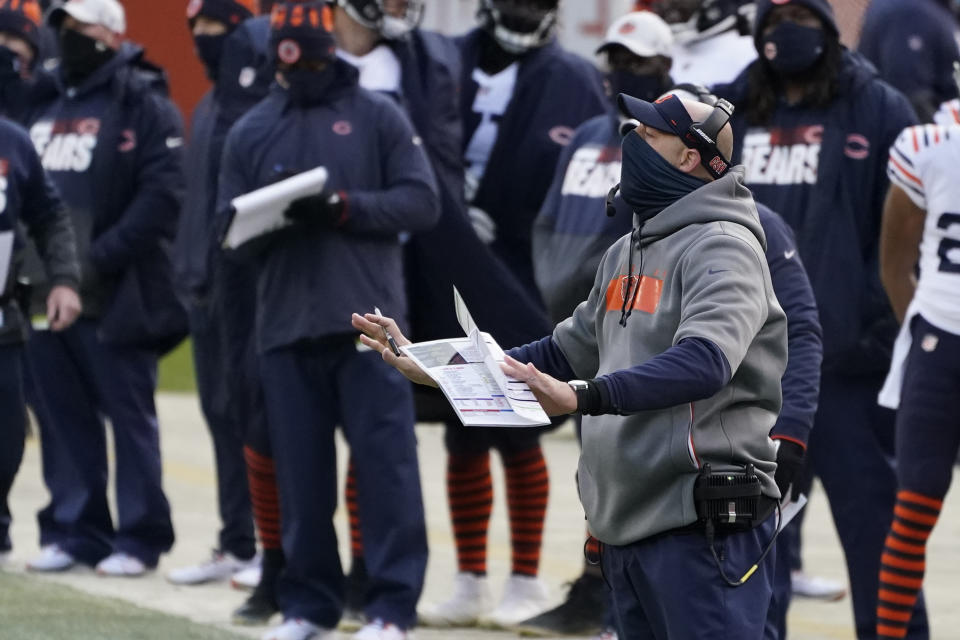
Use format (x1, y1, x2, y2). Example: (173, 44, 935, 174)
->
(879, 183, 925, 324)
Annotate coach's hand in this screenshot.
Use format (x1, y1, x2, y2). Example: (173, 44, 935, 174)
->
(351, 312, 437, 387)
(773, 439, 806, 502)
(47, 285, 82, 332)
(500, 354, 577, 416)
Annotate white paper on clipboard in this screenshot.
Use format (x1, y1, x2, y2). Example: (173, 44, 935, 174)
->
(0, 231, 14, 295)
(222, 167, 328, 250)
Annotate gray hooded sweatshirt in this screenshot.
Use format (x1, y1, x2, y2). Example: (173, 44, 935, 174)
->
(554, 166, 787, 546)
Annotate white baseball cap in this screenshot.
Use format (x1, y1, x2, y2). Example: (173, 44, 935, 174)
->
(596, 11, 673, 59)
(48, 0, 126, 35)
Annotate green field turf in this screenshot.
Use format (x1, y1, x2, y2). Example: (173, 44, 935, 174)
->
(0, 572, 245, 640)
(158, 339, 197, 393)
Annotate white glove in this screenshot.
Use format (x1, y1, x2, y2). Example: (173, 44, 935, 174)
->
(468, 206, 497, 244)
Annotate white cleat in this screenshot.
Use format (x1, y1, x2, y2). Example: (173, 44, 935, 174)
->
(592, 629, 619, 640)
(482, 574, 551, 629)
(26, 544, 75, 572)
(167, 550, 258, 585)
(417, 572, 492, 627)
(96, 552, 148, 577)
(791, 570, 848, 601)
(232, 564, 262, 591)
(261, 618, 335, 640)
(353, 618, 412, 640)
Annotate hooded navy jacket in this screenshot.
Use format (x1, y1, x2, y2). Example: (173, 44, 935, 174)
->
(174, 16, 272, 298)
(0, 116, 79, 344)
(217, 61, 440, 354)
(715, 51, 916, 375)
(456, 30, 607, 296)
(858, 0, 960, 122)
(391, 29, 552, 348)
(26, 43, 187, 352)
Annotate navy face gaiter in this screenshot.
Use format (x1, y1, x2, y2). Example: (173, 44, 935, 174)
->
(761, 22, 825, 76)
(282, 67, 337, 106)
(619, 130, 705, 223)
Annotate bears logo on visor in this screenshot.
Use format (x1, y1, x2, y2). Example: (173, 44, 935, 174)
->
(186, 0, 202, 19)
(277, 38, 302, 64)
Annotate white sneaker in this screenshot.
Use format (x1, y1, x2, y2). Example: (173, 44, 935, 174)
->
(167, 550, 258, 585)
(791, 570, 847, 601)
(418, 572, 493, 627)
(26, 544, 75, 572)
(482, 574, 551, 629)
(96, 552, 148, 577)
(261, 618, 335, 640)
(232, 564, 262, 591)
(353, 619, 411, 640)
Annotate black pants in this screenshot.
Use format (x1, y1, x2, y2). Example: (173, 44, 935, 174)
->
(0, 344, 26, 552)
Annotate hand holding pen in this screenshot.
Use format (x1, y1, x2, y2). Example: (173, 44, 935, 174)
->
(374, 307, 402, 357)
(352, 309, 436, 387)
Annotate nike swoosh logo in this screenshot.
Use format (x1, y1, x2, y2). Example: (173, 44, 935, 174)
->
(708, 268, 729, 275)
(784, 250, 797, 259)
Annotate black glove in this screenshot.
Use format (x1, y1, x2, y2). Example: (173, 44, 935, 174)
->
(283, 190, 347, 228)
(773, 439, 805, 502)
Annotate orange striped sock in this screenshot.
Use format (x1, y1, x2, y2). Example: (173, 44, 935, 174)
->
(877, 490, 942, 639)
(503, 446, 549, 577)
(244, 446, 282, 551)
(346, 459, 364, 562)
(448, 452, 493, 575)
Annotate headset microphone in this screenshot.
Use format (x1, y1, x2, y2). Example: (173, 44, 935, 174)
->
(605, 183, 620, 217)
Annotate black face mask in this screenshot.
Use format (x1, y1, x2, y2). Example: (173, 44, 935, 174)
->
(282, 67, 338, 106)
(607, 70, 671, 104)
(620, 130, 705, 223)
(194, 33, 227, 81)
(0, 46, 21, 80)
(59, 28, 116, 86)
(0, 46, 25, 116)
(761, 22, 825, 76)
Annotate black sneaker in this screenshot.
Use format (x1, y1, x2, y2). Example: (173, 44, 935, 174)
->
(341, 557, 369, 631)
(232, 548, 283, 626)
(231, 592, 278, 626)
(516, 572, 609, 637)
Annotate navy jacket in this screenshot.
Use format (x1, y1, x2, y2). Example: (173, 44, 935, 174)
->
(456, 30, 607, 296)
(715, 51, 916, 375)
(217, 61, 440, 354)
(174, 16, 272, 298)
(757, 204, 822, 446)
(0, 117, 80, 344)
(393, 29, 553, 348)
(27, 44, 187, 352)
(858, 0, 960, 122)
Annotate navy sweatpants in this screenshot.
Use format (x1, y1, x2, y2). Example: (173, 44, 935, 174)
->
(186, 261, 259, 559)
(808, 374, 928, 639)
(603, 516, 777, 639)
(26, 319, 174, 566)
(0, 344, 26, 553)
(259, 339, 427, 630)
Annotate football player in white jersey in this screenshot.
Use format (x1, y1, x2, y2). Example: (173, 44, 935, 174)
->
(875, 118, 960, 640)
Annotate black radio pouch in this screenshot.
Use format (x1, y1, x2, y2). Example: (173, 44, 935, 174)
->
(693, 463, 762, 531)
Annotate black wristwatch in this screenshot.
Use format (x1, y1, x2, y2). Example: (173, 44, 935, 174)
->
(568, 379, 590, 414)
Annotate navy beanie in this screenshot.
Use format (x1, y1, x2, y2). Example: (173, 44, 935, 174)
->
(0, 0, 42, 53)
(269, 1, 336, 64)
(754, 0, 839, 47)
(187, 0, 258, 28)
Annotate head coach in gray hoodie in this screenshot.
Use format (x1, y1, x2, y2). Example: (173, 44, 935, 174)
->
(353, 93, 788, 640)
